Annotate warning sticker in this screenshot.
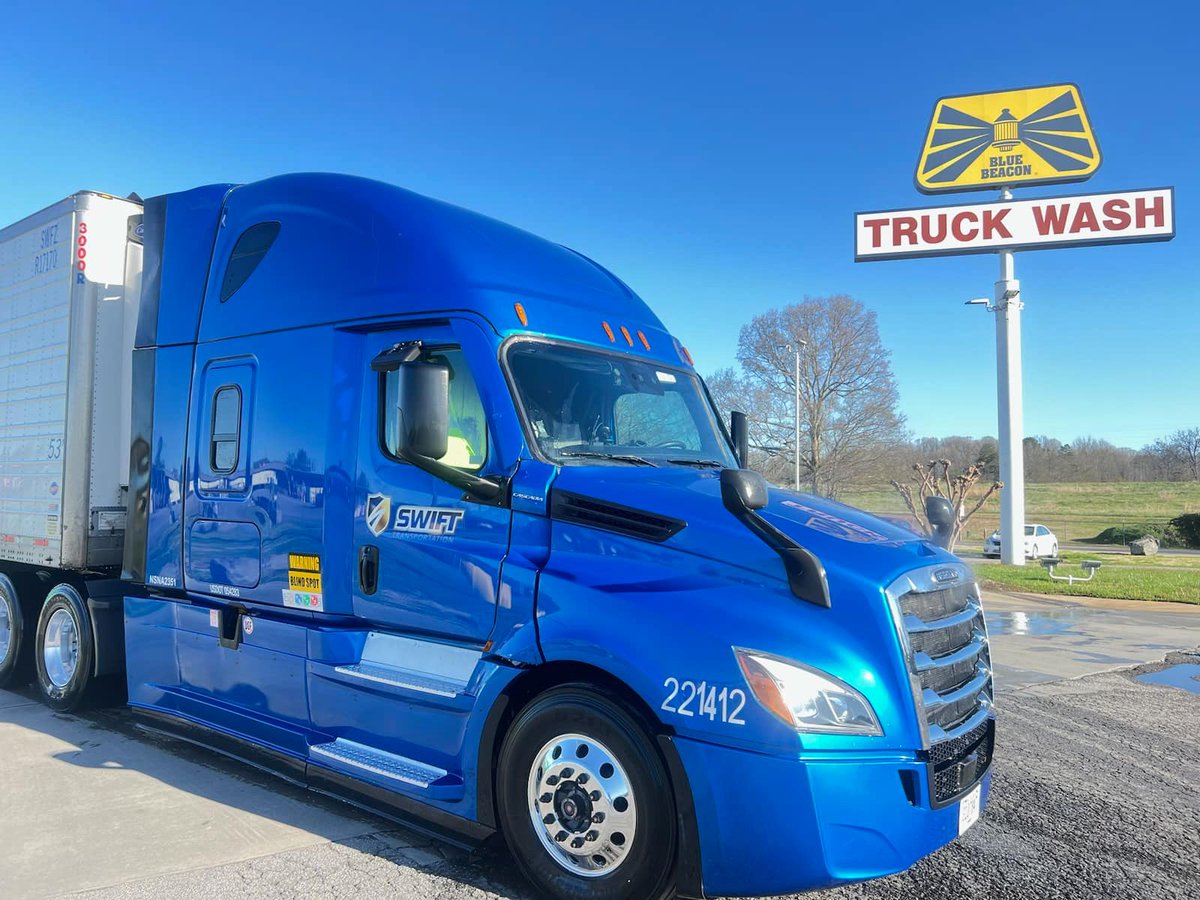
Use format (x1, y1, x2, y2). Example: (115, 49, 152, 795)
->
(282, 590, 324, 611)
(286, 553, 322, 593)
(288, 553, 321, 573)
(288, 570, 322, 592)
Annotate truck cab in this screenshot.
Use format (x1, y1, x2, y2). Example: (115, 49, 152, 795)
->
(4, 174, 994, 900)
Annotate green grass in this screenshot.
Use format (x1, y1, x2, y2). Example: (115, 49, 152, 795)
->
(971, 556, 1200, 604)
(841, 481, 1200, 544)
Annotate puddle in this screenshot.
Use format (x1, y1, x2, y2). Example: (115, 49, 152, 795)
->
(1135, 664, 1200, 695)
(984, 609, 1082, 636)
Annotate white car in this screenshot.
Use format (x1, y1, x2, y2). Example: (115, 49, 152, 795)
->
(982, 524, 1058, 559)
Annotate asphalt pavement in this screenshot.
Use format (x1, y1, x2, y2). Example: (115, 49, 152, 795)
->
(2, 590, 1198, 900)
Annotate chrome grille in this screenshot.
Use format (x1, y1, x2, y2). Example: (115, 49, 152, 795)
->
(887, 563, 995, 805)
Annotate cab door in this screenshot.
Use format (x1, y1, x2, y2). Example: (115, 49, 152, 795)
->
(352, 321, 512, 643)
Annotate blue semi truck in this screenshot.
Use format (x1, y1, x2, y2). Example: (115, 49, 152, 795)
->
(0, 175, 993, 899)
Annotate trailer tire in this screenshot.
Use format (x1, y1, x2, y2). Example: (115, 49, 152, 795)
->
(34, 585, 95, 712)
(0, 575, 30, 688)
(497, 685, 677, 900)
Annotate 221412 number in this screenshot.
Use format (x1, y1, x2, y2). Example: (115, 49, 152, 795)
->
(661, 677, 747, 725)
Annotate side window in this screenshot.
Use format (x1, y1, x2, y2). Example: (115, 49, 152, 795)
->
(383, 348, 488, 471)
(220, 222, 280, 302)
(1036, 526, 1049, 536)
(210, 385, 242, 474)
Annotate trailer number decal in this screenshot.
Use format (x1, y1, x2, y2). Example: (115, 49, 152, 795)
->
(661, 678, 746, 725)
(75, 220, 87, 284)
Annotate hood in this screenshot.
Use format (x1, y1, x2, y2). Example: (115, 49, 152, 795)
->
(549, 465, 954, 599)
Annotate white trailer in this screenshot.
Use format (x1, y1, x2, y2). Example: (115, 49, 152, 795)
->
(0, 192, 143, 570)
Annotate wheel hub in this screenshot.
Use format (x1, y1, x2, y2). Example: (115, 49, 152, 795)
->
(527, 733, 638, 877)
(554, 782, 594, 832)
(0, 595, 11, 665)
(43, 607, 79, 689)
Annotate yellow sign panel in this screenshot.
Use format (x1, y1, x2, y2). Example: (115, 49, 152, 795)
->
(288, 553, 321, 573)
(289, 570, 322, 592)
(916, 84, 1100, 193)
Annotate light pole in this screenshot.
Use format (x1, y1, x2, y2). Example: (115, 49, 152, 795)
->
(786, 340, 807, 491)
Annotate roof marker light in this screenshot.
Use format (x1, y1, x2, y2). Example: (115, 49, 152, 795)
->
(602, 321, 616, 342)
(637, 330, 651, 350)
(619, 325, 634, 347)
(513, 302, 528, 326)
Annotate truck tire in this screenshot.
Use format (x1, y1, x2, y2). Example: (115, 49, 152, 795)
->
(0, 574, 30, 688)
(496, 685, 677, 900)
(34, 584, 96, 712)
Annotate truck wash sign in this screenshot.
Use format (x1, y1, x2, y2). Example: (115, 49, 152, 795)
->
(915, 84, 1100, 193)
(855, 187, 1174, 261)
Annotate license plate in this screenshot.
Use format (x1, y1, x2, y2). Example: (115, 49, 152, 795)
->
(957, 783, 981, 835)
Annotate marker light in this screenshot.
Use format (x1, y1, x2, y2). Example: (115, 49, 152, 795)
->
(602, 321, 616, 342)
(735, 649, 882, 735)
(671, 339, 694, 366)
(637, 330, 651, 350)
(514, 302, 528, 326)
(619, 325, 634, 347)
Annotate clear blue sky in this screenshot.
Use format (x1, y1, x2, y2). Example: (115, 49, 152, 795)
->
(2, 1, 1193, 448)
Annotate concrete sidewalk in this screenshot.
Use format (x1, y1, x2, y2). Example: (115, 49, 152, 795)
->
(0, 691, 382, 897)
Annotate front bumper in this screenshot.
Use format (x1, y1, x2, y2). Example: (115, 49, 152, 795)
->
(675, 735, 992, 896)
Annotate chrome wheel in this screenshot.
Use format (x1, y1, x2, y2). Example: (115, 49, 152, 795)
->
(527, 733, 638, 877)
(0, 593, 11, 665)
(43, 608, 79, 689)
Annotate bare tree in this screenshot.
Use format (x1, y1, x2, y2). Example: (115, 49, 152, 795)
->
(711, 296, 905, 496)
(890, 460, 1002, 551)
(1151, 428, 1200, 481)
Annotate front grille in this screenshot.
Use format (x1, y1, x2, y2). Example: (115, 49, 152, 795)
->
(919, 653, 977, 695)
(889, 566, 995, 807)
(909, 617, 978, 659)
(899, 582, 972, 621)
(931, 719, 994, 804)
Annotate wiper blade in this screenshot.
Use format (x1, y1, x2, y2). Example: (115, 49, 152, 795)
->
(559, 451, 659, 467)
(666, 458, 725, 469)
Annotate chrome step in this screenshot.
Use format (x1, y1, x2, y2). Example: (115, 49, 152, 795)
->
(310, 738, 449, 789)
(334, 662, 463, 698)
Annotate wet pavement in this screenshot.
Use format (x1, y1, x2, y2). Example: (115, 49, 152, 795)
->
(1135, 663, 1200, 694)
(980, 590, 1200, 689)
(1, 589, 1198, 899)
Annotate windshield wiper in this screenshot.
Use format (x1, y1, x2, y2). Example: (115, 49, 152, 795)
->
(666, 458, 726, 469)
(558, 451, 659, 467)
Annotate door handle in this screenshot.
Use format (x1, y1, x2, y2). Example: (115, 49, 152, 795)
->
(359, 545, 379, 595)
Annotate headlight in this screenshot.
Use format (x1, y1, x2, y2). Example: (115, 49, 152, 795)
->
(735, 649, 882, 735)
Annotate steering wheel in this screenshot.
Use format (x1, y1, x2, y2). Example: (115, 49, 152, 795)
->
(651, 440, 689, 449)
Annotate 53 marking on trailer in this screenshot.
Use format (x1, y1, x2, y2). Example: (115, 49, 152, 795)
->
(661, 677, 747, 725)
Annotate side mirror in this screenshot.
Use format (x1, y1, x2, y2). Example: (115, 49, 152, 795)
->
(730, 411, 749, 469)
(925, 496, 955, 548)
(720, 467, 768, 512)
(396, 362, 449, 460)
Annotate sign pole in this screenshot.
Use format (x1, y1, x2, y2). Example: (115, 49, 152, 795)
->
(994, 187, 1026, 566)
(794, 346, 801, 492)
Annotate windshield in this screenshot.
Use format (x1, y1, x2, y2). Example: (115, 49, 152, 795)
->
(506, 340, 737, 468)
(1025, 526, 1036, 536)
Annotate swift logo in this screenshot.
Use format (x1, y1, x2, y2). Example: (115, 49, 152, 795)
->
(393, 506, 465, 536)
(365, 493, 391, 537)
